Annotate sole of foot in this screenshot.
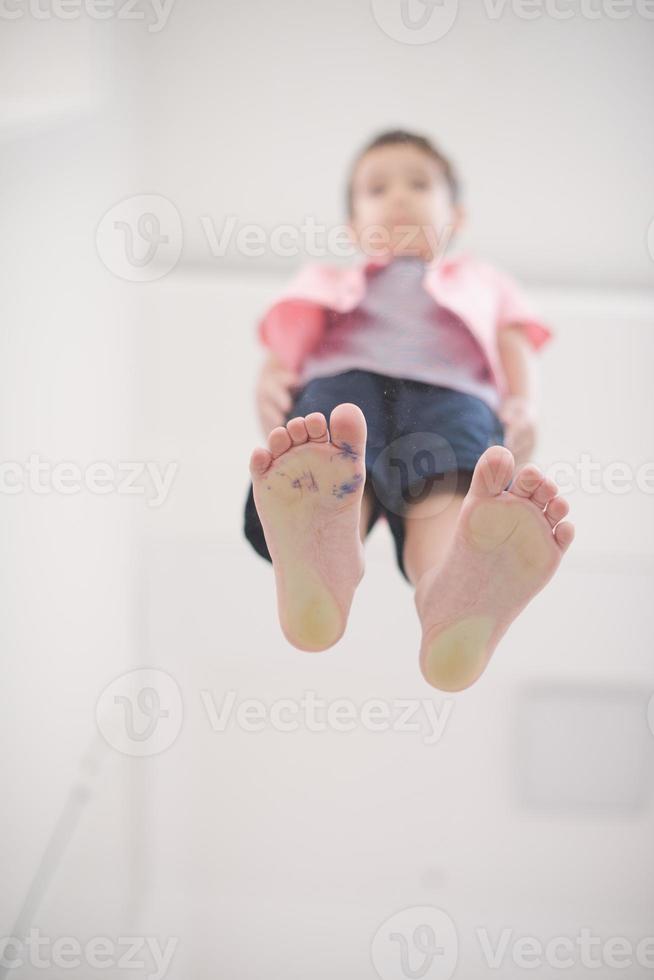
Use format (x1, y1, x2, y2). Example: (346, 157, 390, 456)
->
(249, 403, 368, 652)
(415, 445, 575, 692)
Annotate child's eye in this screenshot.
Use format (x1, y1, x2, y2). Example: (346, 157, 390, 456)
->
(411, 179, 430, 191)
(369, 185, 386, 196)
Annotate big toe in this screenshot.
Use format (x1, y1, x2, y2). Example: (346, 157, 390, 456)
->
(249, 446, 272, 479)
(469, 445, 514, 498)
(329, 403, 367, 458)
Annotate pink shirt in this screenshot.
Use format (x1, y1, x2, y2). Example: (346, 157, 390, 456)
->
(257, 252, 553, 402)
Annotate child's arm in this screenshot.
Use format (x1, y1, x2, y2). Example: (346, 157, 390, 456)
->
(255, 351, 301, 438)
(497, 325, 540, 465)
(257, 262, 330, 373)
(259, 301, 326, 373)
(255, 301, 325, 437)
(498, 323, 538, 401)
(490, 263, 553, 465)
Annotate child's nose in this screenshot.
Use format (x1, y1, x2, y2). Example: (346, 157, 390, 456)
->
(390, 188, 409, 206)
(389, 191, 411, 217)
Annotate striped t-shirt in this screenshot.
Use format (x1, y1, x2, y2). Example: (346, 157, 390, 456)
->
(298, 254, 501, 412)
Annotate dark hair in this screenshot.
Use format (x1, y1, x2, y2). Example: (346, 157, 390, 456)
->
(346, 129, 461, 217)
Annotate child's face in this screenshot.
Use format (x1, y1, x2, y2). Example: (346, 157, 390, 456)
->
(348, 143, 463, 261)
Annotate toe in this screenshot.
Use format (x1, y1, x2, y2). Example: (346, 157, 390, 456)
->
(544, 495, 570, 528)
(554, 520, 575, 553)
(329, 403, 367, 458)
(469, 445, 514, 497)
(268, 425, 293, 457)
(510, 463, 545, 499)
(249, 446, 272, 478)
(286, 416, 309, 445)
(530, 476, 560, 509)
(305, 412, 329, 442)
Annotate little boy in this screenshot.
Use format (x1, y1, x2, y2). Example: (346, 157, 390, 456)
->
(243, 130, 575, 691)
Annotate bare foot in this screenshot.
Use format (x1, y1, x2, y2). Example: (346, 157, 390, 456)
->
(249, 403, 367, 651)
(415, 446, 575, 691)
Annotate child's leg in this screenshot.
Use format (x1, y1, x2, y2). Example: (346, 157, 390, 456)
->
(402, 478, 471, 588)
(249, 404, 369, 652)
(403, 448, 575, 692)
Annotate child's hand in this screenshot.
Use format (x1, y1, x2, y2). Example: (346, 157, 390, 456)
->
(255, 353, 301, 437)
(498, 395, 538, 467)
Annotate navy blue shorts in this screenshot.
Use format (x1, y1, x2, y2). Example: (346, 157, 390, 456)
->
(243, 369, 505, 583)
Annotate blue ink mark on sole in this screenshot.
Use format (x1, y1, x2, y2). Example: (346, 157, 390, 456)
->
(335, 441, 358, 462)
(291, 470, 319, 492)
(332, 472, 363, 499)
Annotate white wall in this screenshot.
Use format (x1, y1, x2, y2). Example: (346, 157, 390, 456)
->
(131, 0, 654, 287)
(0, 14, 150, 972)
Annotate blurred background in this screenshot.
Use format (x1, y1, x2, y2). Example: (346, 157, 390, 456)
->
(1, 0, 653, 977)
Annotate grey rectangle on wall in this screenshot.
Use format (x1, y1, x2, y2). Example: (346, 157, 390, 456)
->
(513, 684, 654, 815)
